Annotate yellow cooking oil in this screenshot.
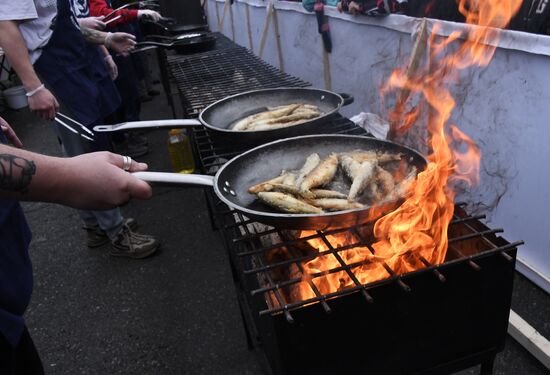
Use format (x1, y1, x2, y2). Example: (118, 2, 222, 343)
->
(167, 129, 195, 173)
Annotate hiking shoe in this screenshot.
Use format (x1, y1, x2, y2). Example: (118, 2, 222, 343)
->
(109, 226, 159, 259)
(85, 227, 110, 248)
(85, 218, 138, 248)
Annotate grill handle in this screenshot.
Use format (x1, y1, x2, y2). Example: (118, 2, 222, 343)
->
(339, 93, 354, 106)
(93, 119, 202, 132)
(132, 172, 214, 187)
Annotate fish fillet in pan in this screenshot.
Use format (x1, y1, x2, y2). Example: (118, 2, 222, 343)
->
(299, 153, 339, 193)
(257, 192, 323, 214)
(308, 198, 363, 212)
(340, 153, 377, 201)
(232, 103, 322, 131)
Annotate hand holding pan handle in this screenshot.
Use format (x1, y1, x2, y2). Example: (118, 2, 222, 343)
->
(94, 119, 201, 132)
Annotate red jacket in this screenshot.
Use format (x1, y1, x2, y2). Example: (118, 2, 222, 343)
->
(89, 0, 139, 27)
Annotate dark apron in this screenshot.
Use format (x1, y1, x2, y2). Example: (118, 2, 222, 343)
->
(104, 0, 141, 123)
(34, 0, 121, 152)
(0, 132, 33, 348)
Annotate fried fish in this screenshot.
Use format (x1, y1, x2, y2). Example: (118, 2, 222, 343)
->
(299, 153, 339, 193)
(257, 192, 323, 214)
(309, 198, 364, 211)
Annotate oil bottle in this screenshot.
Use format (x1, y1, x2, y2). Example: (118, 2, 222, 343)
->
(167, 129, 195, 173)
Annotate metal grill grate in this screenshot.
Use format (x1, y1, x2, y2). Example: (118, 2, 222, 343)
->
(206, 32, 241, 52)
(213, 200, 522, 323)
(168, 47, 310, 117)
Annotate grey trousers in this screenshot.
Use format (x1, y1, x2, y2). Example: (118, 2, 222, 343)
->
(50, 113, 124, 240)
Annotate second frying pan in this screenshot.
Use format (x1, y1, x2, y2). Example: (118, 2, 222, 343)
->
(94, 87, 354, 145)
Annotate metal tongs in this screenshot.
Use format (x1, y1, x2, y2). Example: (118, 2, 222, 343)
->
(104, 14, 123, 26)
(103, 0, 159, 21)
(54, 113, 95, 142)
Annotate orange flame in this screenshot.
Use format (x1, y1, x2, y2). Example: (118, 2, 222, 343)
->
(295, 0, 520, 301)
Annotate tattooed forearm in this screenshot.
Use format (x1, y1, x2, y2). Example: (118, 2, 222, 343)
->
(80, 26, 105, 44)
(0, 154, 36, 193)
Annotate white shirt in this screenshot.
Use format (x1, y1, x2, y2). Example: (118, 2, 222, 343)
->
(0, 0, 57, 63)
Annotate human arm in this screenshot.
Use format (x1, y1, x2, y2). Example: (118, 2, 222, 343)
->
(0, 116, 151, 209)
(0, 143, 152, 209)
(89, 0, 162, 27)
(99, 45, 118, 80)
(0, 20, 59, 120)
(0, 117, 23, 148)
(89, 0, 139, 27)
(78, 16, 106, 30)
(80, 26, 136, 56)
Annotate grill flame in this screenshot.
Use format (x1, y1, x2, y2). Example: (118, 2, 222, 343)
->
(295, 0, 521, 301)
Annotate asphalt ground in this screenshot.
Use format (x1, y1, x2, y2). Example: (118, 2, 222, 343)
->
(2, 88, 549, 374)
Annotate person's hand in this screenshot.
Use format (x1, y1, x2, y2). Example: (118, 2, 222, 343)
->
(348, 1, 361, 14)
(61, 152, 152, 210)
(138, 10, 162, 22)
(348, 1, 361, 16)
(105, 32, 136, 56)
(104, 54, 118, 80)
(78, 16, 106, 30)
(0, 116, 23, 148)
(27, 87, 59, 120)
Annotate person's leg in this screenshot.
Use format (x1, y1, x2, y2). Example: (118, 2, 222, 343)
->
(90, 208, 124, 238)
(0, 327, 44, 375)
(14, 328, 44, 375)
(0, 331, 16, 375)
(41, 65, 158, 258)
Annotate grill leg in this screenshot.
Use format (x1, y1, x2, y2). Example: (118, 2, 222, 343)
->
(237, 296, 255, 350)
(155, 48, 177, 118)
(203, 190, 219, 231)
(480, 356, 495, 375)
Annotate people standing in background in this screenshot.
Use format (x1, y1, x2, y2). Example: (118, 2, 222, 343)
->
(88, 0, 164, 156)
(88, 0, 162, 101)
(73, 0, 148, 158)
(0, 0, 160, 259)
(509, 0, 550, 35)
(405, 0, 465, 22)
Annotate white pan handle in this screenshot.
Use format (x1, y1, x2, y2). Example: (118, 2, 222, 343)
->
(93, 119, 201, 132)
(132, 172, 214, 187)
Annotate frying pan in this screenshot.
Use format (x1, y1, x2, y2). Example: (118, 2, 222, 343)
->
(94, 87, 354, 145)
(132, 32, 217, 54)
(132, 134, 427, 230)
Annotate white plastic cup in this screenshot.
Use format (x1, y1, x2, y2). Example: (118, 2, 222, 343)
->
(3, 85, 28, 110)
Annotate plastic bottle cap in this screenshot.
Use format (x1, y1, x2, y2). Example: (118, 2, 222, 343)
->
(169, 129, 181, 136)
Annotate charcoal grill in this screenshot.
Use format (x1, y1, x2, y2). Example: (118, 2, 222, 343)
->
(167, 38, 523, 374)
(191, 119, 522, 375)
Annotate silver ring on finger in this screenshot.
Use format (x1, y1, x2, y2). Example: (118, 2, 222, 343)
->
(122, 155, 132, 171)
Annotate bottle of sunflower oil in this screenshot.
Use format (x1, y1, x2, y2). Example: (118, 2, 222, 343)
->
(167, 129, 195, 173)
